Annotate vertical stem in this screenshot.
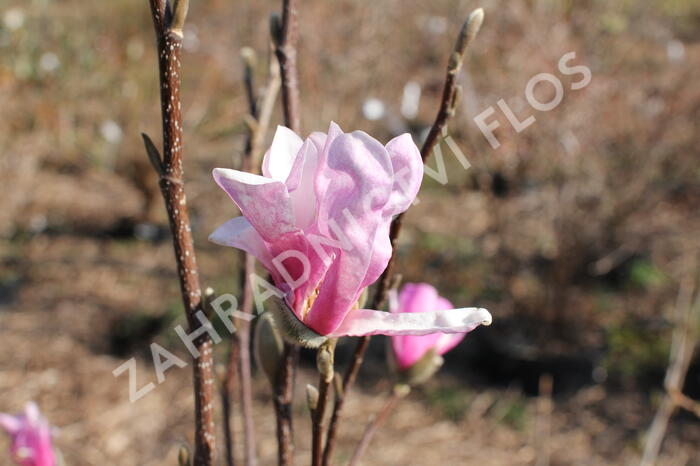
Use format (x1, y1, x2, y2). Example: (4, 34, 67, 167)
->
(311, 376, 331, 466)
(222, 339, 240, 466)
(271, 1, 302, 464)
(273, 0, 301, 133)
(641, 270, 699, 466)
(312, 341, 335, 466)
(348, 386, 408, 466)
(322, 10, 484, 466)
(144, 1, 215, 465)
(230, 46, 281, 466)
(274, 343, 298, 466)
(237, 253, 257, 466)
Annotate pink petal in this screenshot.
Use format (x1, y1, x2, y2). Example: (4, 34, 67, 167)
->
(209, 216, 274, 271)
(384, 133, 424, 215)
(286, 140, 320, 230)
(390, 285, 453, 368)
(305, 131, 394, 335)
(0, 414, 20, 434)
(262, 126, 303, 182)
(329, 307, 492, 338)
(434, 331, 467, 356)
(359, 135, 423, 289)
(212, 168, 296, 242)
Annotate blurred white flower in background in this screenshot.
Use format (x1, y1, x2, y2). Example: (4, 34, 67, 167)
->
(400, 81, 422, 120)
(39, 52, 60, 73)
(183, 25, 200, 52)
(422, 15, 447, 36)
(666, 39, 685, 64)
(100, 120, 123, 144)
(3, 8, 25, 31)
(362, 98, 386, 121)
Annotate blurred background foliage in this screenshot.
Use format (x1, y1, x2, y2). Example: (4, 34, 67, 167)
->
(1, 0, 699, 464)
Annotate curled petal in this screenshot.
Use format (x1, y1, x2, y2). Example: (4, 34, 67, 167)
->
(212, 168, 296, 242)
(328, 307, 492, 338)
(262, 126, 303, 182)
(286, 140, 320, 230)
(384, 133, 424, 215)
(209, 217, 274, 271)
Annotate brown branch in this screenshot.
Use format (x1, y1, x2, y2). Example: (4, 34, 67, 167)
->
(222, 46, 281, 466)
(322, 10, 484, 465)
(348, 385, 409, 466)
(274, 343, 299, 466)
(311, 341, 335, 466)
(269, 2, 302, 464)
(641, 266, 699, 466)
(143, 1, 215, 465)
(222, 336, 240, 466)
(272, 0, 301, 133)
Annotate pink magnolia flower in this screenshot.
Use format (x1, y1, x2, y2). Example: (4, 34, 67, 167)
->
(390, 283, 481, 371)
(0, 403, 55, 466)
(210, 123, 491, 341)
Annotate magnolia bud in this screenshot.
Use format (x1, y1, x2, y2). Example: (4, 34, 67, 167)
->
(316, 339, 336, 383)
(399, 348, 444, 386)
(254, 312, 284, 384)
(306, 384, 319, 412)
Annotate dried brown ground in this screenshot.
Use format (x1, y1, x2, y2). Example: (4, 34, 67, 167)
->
(1, 0, 700, 464)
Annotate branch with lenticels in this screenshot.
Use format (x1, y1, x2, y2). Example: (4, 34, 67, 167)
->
(142, 1, 215, 465)
(321, 9, 485, 466)
(270, 1, 302, 465)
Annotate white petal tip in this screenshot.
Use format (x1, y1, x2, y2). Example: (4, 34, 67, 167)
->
(476, 308, 492, 326)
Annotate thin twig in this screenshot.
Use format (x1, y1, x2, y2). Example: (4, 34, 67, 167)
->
(348, 385, 410, 466)
(272, 0, 301, 133)
(270, 2, 302, 464)
(311, 342, 335, 466)
(223, 46, 281, 466)
(222, 337, 240, 466)
(274, 343, 298, 466)
(143, 1, 215, 465)
(641, 266, 700, 466)
(322, 10, 484, 465)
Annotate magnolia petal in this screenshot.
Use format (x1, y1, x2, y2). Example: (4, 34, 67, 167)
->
(328, 307, 492, 338)
(434, 331, 467, 356)
(384, 133, 424, 215)
(306, 131, 394, 335)
(213, 168, 297, 242)
(286, 140, 320, 230)
(262, 126, 304, 182)
(313, 121, 344, 206)
(0, 413, 20, 434)
(209, 216, 274, 271)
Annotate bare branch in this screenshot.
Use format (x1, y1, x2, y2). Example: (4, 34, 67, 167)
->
(272, 0, 301, 133)
(271, 1, 302, 463)
(312, 341, 335, 466)
(641, 267, 700, 466)
(322, 9, 485, 465)
(223, 44, 282, 466)
(144, 4, 215, 465)
(348, 385, 410, 466)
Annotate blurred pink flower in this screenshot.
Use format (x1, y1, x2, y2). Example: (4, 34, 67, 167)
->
(211, 123, 491, 340)
(391, 283, 482, 370)
(0, 402, 55, 466)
